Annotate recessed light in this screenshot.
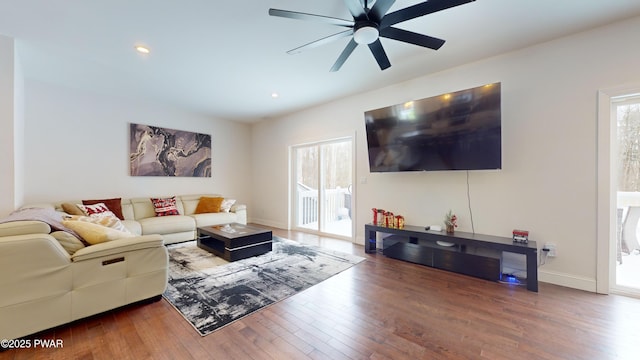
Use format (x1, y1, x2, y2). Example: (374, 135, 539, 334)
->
(135, 45, 150, 54)
(271, 93, 279, 99)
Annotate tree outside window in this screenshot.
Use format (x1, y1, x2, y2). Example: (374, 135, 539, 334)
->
(618, 103, 640, 191)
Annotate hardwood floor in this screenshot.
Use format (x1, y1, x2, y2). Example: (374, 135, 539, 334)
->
(4, 227, 640, 359)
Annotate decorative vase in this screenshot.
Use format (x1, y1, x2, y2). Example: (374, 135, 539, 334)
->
(446, 224, 455, 234)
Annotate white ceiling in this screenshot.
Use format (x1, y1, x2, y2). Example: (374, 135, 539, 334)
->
(2, 0, 640, 122)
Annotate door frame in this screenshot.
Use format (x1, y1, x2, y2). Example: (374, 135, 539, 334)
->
(596, 84, 640, 294)
(289, 135, 355, 240)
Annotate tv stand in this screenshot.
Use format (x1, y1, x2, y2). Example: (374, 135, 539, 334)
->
(365, 224, 538, 292)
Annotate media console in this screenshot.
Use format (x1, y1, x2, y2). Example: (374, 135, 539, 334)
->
(365, 224, 538, 292)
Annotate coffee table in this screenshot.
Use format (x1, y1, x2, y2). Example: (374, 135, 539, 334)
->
(197, 223, 272, 261)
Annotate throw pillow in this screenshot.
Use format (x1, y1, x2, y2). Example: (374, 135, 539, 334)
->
(151, 197, 180, 216)
(220, 198, 236, 213)
(50, 231, 86, 255)
(65, 213, 132, 234)
(61, 203, 85, 216)
(194, 196, 224, 214)
(82, 198, 124, 220)
(62, 220, 134, 245)
(77, 202, 110, 217)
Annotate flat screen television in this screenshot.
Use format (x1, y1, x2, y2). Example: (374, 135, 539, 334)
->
(365, 82, 502, 172)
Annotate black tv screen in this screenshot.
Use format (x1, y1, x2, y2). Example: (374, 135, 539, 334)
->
(365, 83, 502, 172)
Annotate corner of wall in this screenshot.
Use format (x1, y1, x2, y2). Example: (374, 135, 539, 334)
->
(0, 34, 17, 216)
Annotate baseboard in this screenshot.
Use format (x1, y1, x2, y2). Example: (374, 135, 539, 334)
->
(250, 218, 288, 230)
(538, 269, 597, 292)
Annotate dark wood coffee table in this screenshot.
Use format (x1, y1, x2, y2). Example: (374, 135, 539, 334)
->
(197, 223, 272, 261)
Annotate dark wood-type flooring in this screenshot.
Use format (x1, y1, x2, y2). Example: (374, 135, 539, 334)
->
(3, 227, 640, 359)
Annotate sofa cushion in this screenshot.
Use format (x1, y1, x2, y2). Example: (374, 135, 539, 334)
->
(194, 196, 224, 214)
(120, 199, 135, 220)
(50, 231, 86, 255)
(62, 220, 134, 245)
(138, 215, 195, 235)
(151, 197, 180, 216)
(81, 198, 124, 220)
(130, 198, 157, 219)
(122, 220, 142, 235)
(191, 212, 237, 228)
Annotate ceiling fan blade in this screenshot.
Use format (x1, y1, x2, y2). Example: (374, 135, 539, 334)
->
(380, 27, 445, 50)
(330, 39, 358, 72)
(368, 39, 391, 70)
(287, 29, 354, 55)
(269, 8, 354, 27)
(368, 0, 396, 23)
(380, 0, 475, 29)
(343, 0, 368, 21)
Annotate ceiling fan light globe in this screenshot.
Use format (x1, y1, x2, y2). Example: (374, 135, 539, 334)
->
(354, 26, 379, 44)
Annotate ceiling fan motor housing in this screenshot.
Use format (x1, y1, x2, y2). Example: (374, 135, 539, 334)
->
(353, 20, 380, 44)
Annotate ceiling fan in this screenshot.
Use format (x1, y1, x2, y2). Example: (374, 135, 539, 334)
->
(269, 0, 475, 72)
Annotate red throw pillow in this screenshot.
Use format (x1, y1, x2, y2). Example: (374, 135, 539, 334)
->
(82, 198, 124, 220)
(151, 197, 180, 216)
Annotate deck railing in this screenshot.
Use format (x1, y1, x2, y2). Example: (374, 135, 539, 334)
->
(297, 188, 349, 225)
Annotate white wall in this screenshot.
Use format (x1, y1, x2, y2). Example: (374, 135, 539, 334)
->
(22, 80, 253, 211)
(13, 45, 25, 212)
(0, 35, 18, 216)
(250, 16, 640, 291)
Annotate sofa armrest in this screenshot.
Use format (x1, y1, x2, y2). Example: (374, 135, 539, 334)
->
(230, 204, 247, 224)
(71, 234, 165, 262)
(230, 203, 246, 212)
(0, 220, 51, 237)
(0, 234, 71, 307)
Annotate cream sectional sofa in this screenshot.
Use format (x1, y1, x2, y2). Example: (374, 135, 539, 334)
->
(0, 194, 246, 340)
(35, 194, 247, 245)
(0, 221, 167, 341)
(114, 194, 246, 244)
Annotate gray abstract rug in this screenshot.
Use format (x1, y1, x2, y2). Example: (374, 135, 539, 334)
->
(163, 236, 365, 336)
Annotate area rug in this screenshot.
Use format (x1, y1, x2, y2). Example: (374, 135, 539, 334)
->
(163, 236, 365, 336)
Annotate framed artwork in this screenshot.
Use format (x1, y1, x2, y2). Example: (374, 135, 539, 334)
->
(129, 123, 211, 177)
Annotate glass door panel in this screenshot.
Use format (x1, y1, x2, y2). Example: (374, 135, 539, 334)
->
(614, 97, 640, 295)
(292, 138, 353, 239)
(294, 145, 318, 231)
(320, 141, 352, 237)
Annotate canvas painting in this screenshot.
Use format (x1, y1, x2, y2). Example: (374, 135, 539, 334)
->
(129, 123, 211, 177)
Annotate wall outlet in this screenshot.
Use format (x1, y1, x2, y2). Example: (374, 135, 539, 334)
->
(543, 242, 557, 257)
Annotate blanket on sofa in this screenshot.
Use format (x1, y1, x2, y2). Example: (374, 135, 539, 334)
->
(0, 207, 80, 238)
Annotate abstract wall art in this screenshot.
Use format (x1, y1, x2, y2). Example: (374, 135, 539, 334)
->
(129, 123, 212, 177)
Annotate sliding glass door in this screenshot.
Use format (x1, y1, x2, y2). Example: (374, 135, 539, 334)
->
(292, 137, 353, 239)
(614, 94, 640, 296)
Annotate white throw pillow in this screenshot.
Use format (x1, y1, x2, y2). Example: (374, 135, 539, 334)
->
(220, 199, 236, 213)
(77, 202, 110, 216)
